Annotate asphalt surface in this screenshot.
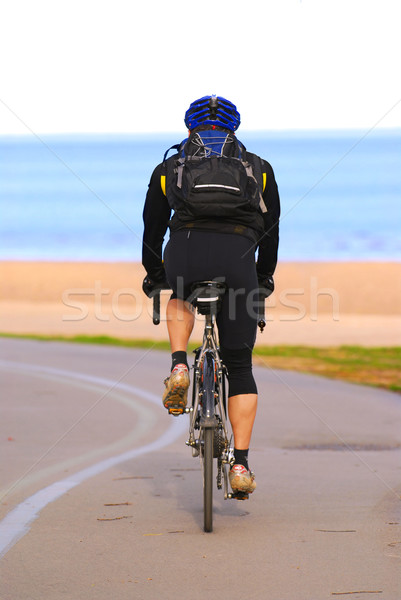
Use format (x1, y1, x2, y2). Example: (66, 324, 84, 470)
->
(0, 338, 400, 600)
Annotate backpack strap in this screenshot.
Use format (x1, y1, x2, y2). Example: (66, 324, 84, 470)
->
(257, 159, 268, 209)
(161, 142, 185, 195)
(163, 144, 181, 162)
(176, 157, 186, 189)
(242, 151, 268, 214)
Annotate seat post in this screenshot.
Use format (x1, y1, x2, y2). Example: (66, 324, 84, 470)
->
(204, 313, 214, 341)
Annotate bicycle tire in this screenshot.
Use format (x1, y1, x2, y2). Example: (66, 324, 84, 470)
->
(201, 350, 216, 532)
(202, 426, 214, 532)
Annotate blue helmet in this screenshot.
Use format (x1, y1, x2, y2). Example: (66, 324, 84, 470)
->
(184, 95, 241, 132)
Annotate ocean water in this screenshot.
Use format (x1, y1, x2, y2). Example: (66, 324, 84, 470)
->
(0, 129, 400, 262)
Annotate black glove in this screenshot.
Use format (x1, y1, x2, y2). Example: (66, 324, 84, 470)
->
(258, 275, 274, 298)
(142, 275, 169, 298)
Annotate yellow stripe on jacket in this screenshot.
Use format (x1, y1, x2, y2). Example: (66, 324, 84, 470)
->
(161, 175, 166, 195)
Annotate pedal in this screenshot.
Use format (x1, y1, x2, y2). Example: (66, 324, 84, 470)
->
(229, 491, 249, 501)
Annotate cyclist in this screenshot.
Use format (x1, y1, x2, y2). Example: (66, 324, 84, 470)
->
(142, 95, 280, 495)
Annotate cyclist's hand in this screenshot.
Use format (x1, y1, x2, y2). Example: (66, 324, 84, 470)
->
(142, 275, 169, 298)
(258, 275, 274, 298)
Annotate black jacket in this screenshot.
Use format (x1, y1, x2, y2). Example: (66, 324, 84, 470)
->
(142, 144, 280, 282)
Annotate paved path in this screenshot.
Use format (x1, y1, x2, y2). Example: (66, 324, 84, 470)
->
(0, 338, 400, 599)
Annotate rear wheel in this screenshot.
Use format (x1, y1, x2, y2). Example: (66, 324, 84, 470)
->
(202, 426, 214, 532)
(200, 350, 216, 532)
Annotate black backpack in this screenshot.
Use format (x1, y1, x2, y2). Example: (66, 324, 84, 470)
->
(162, 129, 267, 222)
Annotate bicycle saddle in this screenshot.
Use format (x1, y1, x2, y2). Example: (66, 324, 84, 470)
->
(190, 280, 227, 316)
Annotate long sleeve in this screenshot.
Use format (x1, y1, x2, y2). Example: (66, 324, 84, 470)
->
(142, 163, 172, 281)
(256, 160, 280, 278)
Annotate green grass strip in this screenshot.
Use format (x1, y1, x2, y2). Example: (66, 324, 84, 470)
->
(1, 333, 400, 393)
(253, 345, 401, 392)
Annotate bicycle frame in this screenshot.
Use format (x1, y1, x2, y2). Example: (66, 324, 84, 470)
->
(186, 308, 233, 502)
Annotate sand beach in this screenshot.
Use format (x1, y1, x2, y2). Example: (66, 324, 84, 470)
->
(0, 261, 400, 347)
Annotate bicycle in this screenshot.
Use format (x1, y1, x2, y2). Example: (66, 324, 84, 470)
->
(153, 280, 266, 532)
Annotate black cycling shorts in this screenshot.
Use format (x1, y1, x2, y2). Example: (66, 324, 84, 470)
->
(164, 230, 259, 396)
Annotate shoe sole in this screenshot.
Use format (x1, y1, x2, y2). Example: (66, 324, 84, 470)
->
(163, 380, 189, 416)
(231, 491, 249, 501)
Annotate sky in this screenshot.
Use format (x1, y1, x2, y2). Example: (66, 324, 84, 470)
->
(0, 0, 400, 135)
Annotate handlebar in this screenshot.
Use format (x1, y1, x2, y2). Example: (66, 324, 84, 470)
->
(152, 291, 161, 325)
(257, 292, 266, 333)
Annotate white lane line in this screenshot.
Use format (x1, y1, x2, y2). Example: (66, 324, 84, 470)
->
(1, 360, 159, 499)
(1, 362, 159, 494)
(0, 361, 188, 558)
(0, 360, 163, 406)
